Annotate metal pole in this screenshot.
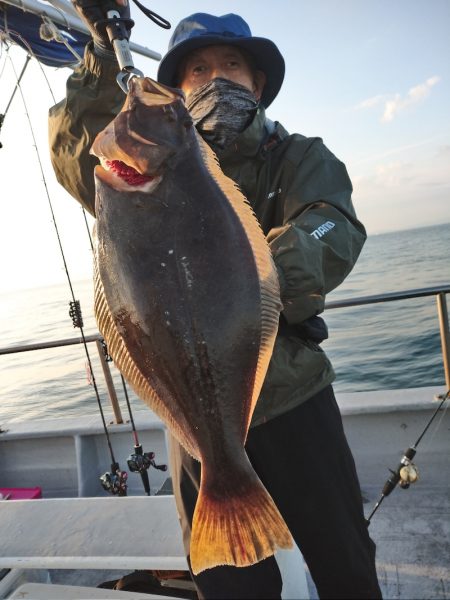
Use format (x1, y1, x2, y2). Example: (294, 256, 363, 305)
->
(2, 55, 31, 117)
(96, 340, 123, 424)
(1, 0, 162, 61)
(437, 292, 450, 390)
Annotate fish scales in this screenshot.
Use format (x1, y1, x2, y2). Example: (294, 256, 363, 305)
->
(91, 77, 292, 574)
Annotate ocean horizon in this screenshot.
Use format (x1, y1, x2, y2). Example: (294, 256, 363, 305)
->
(0, 222, 449, 424)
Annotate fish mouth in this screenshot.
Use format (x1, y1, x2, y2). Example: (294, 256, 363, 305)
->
(95, 159, 162, 193)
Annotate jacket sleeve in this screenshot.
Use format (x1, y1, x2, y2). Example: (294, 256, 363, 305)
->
(268, 136, 366, 325)
(48, 42, 125, 216)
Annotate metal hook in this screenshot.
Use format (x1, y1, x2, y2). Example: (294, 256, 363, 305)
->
(116, 66, 144, 93)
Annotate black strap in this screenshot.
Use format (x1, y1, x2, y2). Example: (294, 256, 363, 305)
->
(278, 314, 329, 344)
(130, 0, 171, 29)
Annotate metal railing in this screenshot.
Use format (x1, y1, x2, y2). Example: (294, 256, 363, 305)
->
(1, 285, 449, 421)
(324, 284, 450, 390)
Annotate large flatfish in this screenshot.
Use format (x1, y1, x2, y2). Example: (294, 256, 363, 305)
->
(91, 77, 292, 574)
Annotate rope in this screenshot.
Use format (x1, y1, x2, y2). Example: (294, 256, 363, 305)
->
(39, 16, 82, 62)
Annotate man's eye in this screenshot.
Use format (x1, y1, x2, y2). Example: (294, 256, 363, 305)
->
(192, 65, 207, 75)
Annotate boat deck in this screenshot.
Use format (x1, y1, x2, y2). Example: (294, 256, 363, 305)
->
(10, 484, 447, 600)
(1, 386, 448, 599)
(2, 483, 450, 600)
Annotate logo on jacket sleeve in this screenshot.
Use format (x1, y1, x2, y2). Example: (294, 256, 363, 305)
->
(310, 221, 336, 240)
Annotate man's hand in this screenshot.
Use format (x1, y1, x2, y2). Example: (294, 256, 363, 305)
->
(71, 0, 131, 55)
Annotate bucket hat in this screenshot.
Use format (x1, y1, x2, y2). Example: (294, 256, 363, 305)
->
(157, 13, 285, 108)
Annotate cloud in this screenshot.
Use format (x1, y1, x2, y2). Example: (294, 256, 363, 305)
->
(355, 76, 441, 123)
(351, 152, 450, 233)
(350, 133, 450, 168)
(354, 94, 386, 110)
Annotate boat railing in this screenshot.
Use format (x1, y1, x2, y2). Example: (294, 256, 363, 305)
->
(1, 284, 449, 423)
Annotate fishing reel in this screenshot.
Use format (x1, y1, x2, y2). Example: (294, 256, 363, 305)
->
(100, 462, 128, 496)
(127, 445, 167, 496)
(127, 445, 167, 474)
(398, 463, 419, 488)
(367, 445, 421, 525)
(382, 446, 419, 496)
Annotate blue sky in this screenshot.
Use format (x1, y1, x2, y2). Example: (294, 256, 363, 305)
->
(0, 0, 449, 291)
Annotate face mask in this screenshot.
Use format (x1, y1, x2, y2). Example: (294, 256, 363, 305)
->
(186, 77, 258, 149)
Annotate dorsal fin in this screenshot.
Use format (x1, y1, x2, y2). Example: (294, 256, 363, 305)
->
(196, 134, 281, 430)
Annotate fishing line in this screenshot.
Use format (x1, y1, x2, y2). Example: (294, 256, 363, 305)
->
(5, 10, 165, 496)
(0, 39, 9, 76)
(0, 46, 30, 148)
(7, 50, 126, 494)
(410, 388, 450, 458)
(0, 18, 94, 245)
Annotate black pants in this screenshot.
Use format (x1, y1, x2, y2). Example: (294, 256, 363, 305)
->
(169, 385, 382, 599)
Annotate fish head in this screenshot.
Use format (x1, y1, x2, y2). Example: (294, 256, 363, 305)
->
(91, 77, 194, 194)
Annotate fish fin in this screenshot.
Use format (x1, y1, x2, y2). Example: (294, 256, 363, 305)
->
(197, 136, 281, 429)
(190, 463, 293, 574)
(93, 241, 201, 460)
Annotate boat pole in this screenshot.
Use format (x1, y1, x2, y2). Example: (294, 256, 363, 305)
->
(437, 292, 450, 390)
(1, 0, 162, 61)
(96, 340, 123, 424)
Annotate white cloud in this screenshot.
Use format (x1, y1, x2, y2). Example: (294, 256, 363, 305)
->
(351, 151, 450, 233)
(355, 76, 441, 123)
(354, 94, 386, 110)
(382, 76, 441, 122)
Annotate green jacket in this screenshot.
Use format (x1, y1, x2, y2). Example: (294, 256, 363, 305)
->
(48, 44, 366, 427)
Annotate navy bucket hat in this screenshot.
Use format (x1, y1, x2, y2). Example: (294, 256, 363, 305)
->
(157, 13, 285, 108)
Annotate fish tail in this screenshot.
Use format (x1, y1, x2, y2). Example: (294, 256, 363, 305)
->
(190, 467, 293, 575)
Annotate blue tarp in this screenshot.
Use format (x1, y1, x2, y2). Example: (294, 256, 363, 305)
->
(0, 3, 91, 67)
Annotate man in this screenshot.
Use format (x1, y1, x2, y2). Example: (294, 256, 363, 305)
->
(49, 7, 382, 599)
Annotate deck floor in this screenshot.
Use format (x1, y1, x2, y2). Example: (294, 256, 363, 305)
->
(306, 485, 450, 599)
(363, 484, 450, 600)
(45, 485, 450, 599)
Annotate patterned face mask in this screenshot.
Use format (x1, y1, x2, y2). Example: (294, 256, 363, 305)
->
(186, 77, 258, 149)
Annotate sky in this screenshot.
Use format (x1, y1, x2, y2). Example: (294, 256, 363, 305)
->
(0, 0, 449, 293)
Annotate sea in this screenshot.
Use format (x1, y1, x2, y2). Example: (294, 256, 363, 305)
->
(0, 222, 449, 425)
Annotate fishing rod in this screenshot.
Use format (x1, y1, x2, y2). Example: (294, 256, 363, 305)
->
(99, 342, 167, 495)
(6, 48, 128, 497)
(121, 375, 167, 495)
(366, 388, 450, 525)
(4, 7, 167, 496)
